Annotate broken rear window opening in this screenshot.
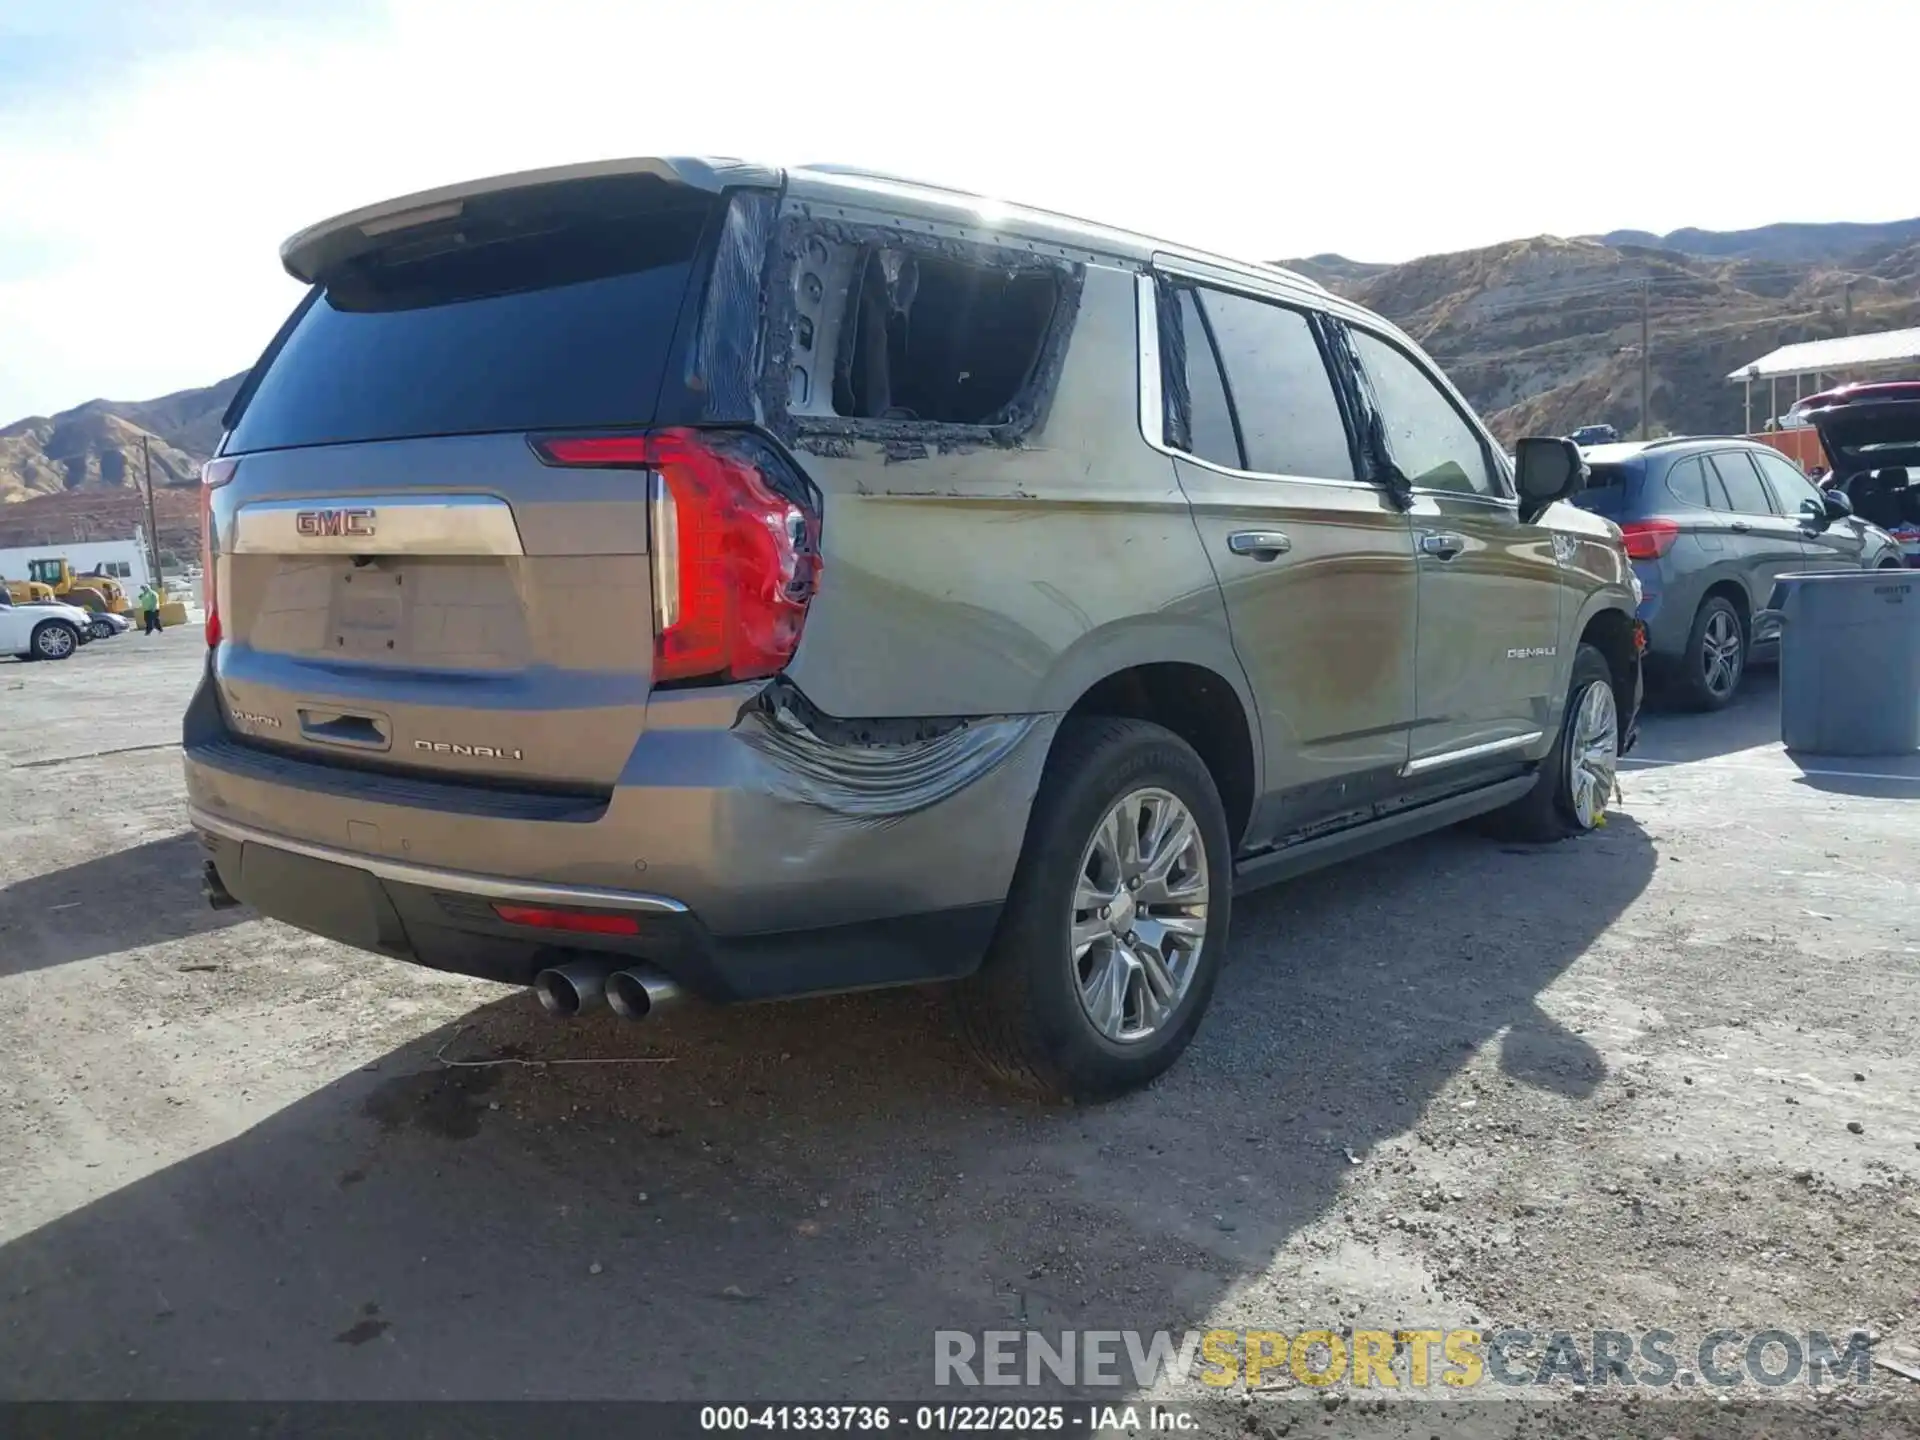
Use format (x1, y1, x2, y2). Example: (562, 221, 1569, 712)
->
(830, 247, 1061, 426)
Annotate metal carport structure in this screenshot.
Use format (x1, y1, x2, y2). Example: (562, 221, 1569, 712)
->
(1729, 326, 1920, 433)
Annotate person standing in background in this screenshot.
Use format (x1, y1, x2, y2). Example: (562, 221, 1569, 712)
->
(137, 581, 162, 635)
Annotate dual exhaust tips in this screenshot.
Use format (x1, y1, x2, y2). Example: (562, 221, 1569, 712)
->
(532, 959, 682, 1021)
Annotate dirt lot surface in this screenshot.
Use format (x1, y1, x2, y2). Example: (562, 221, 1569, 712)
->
(4, 633, 1919, 1437)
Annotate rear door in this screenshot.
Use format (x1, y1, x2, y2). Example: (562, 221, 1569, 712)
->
(1151, 275, 1416, 848)
(1702, 450, 1807, 646)
(209, 175, 729, 793)
(1344, 326, 1561, 773)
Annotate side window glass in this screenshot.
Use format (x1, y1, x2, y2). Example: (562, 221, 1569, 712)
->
(1174, 289, 1242, 470)
(1196, 289, 1355, 480)
(1753, 450, 1824, 519)
(1708, 452, 1775, 515)
(1664, 457, 1707, 508)
(1349, 330, 1498, 497)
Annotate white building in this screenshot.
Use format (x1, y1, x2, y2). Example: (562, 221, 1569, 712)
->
(0, 532, 157, 596)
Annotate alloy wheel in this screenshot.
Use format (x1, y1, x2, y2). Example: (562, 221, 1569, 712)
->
(1566, 679, 1619, 829)
(1700, 609, 1742, 698)
(1070, 787, 1210, 1045)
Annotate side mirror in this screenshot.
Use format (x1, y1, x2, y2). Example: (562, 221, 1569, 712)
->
(1822, 489, 1854, 522)
(1514, 436, 1587, 523)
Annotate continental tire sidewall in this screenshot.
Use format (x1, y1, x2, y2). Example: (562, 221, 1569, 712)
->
(984, 720, 1233, 1099)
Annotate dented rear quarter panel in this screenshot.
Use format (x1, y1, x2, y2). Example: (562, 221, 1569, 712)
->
(777, 257, 1256, 749)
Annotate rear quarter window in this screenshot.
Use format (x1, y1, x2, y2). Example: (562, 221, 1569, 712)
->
(1662, 456, 1708, 508)
(227, 192, 715, 453)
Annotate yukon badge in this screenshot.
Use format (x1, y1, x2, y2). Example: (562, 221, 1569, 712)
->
(414, 739, 525, 762)
(295, 508, 377, 538)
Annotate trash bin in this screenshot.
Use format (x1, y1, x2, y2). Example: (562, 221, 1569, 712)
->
(1770, 570, 1920, 755)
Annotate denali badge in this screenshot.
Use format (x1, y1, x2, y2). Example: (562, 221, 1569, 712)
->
(232, 710, 281, 728)
(295, 508, 377, 538)
(1506, 646, 1557, 661)
(414, 739, 525, 762)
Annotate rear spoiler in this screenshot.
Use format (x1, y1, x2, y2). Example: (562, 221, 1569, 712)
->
(277, 156, 781, 283)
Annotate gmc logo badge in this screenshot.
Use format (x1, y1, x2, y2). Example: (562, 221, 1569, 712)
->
(295, 508, 377, 538)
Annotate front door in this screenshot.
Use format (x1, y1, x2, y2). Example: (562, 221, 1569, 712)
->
(1751, 447, 1866, 573)
(1344, 326, 1562, 772)
(1149, 275, 1416, 849)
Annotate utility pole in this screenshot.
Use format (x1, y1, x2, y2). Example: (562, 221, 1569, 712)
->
(1842, 280, 1855, 386)
(140, 434, 163, 595)
(1639, 279, 1651, 441)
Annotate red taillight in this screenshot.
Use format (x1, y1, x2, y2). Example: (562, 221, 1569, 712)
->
(532, 428, 821, 685)
(200, 458, 238, 647)
(1619, 518, 1680, 561)
(490, 904, 642, 936)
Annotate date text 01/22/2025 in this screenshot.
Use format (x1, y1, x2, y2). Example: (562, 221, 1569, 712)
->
(697, 1404, 1194, 1434)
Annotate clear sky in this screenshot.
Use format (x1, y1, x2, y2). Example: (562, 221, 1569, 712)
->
(2, 0, 1915, 423)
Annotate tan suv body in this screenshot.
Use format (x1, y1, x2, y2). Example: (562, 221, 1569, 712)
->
(185, 158, 1642, 1097)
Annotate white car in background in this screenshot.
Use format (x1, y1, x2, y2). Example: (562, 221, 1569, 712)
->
(0, 594, 94, 661)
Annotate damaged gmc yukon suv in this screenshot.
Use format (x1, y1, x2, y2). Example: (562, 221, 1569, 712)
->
(185, 158, 1643, 1100)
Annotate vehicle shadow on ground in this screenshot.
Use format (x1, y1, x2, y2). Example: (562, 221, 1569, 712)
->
(1633, 670, 1781, 763)
(0, 817, 1656, 1399)
(0, 833, 246, 976)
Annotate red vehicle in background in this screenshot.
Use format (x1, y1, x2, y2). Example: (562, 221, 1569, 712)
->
(1791, 381, 1920, 568)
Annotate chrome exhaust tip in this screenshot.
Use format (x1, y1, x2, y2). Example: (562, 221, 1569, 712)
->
(531, 959, 613, 1018)
(606, 966, 684, 1022)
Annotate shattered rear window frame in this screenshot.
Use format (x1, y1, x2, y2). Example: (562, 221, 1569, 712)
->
(760, 209, 1087, 458)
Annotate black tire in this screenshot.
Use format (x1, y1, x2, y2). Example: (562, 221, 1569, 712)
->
(953, 717, 1233, 1103)
(30, 619, 80, 662)
(1878, 558, 1907, 571)
(1482, 644, 1620, 843)
(1675, 594, 1745, 712)
(89, 619, 113, 640)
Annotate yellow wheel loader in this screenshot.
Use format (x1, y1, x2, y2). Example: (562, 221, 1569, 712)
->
(3, 576, 56, 604)
(24, 557, 130, 615)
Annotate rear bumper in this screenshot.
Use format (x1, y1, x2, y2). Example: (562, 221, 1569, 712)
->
(190, 814, 1001, 1000)
(181, 668, 1050, 999)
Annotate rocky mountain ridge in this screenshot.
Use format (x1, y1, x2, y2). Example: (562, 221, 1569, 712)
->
(5, 215, 1917, 541)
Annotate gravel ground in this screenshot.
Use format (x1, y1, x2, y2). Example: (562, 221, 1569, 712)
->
(2, 634, 1919, 1436)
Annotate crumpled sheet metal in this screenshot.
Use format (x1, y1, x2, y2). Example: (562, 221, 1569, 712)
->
(738, 699, 1055, 824)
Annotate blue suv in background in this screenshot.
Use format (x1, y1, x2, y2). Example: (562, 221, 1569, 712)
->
(1571, 438, 1904, 709)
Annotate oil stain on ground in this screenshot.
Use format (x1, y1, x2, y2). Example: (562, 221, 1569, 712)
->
(361, 1066, 501, 1141)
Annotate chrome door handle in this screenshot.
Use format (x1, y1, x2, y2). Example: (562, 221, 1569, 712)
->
(1729, 520, 1752, 533)
(1227, 530, 1292, 560)
(1419, 531, 1467, 560)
